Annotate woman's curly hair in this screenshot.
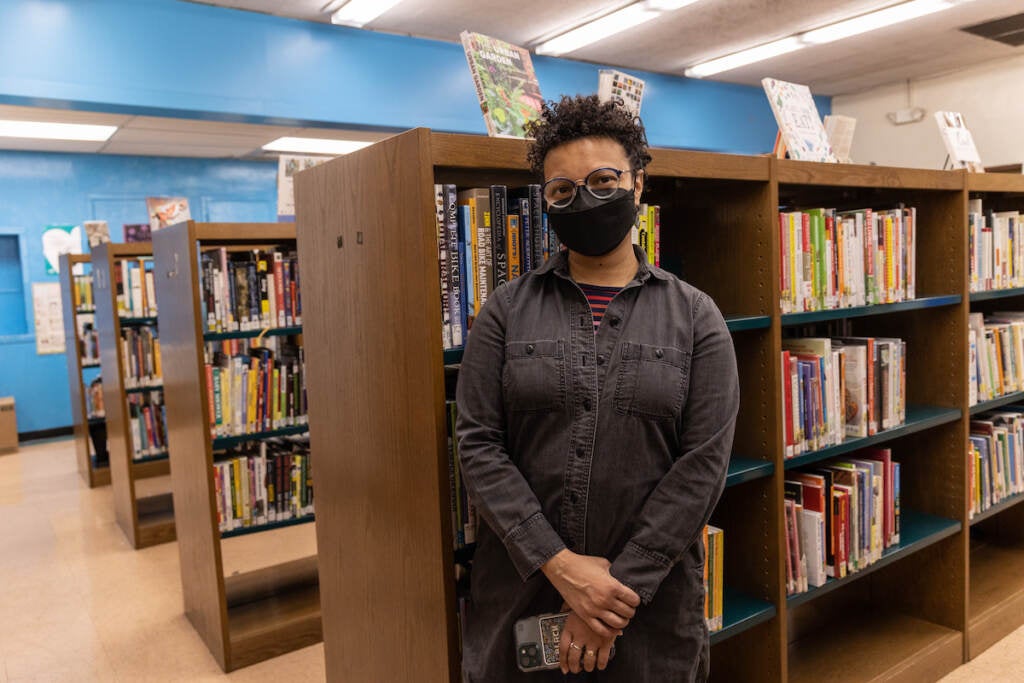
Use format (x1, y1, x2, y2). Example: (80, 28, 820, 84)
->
(525, 94, 652, 177)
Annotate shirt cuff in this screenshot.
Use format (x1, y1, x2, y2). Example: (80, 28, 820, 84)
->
(502, 512, 567, 581)
(609, 541, 674, 604)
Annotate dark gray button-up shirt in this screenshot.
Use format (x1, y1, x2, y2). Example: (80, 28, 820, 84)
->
(456, 246, 739, 682)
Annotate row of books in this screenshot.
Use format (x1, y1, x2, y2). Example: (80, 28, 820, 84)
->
(782, 336, 906, 458)
(702, 525, 724, 633)
(77, 315, 100, 366)
(969, 312, 1024, 405)
(203, 337, 308, 438)
(115, 258, 157, 318)
(633, 203, 661, 269)
(199, 247, 302, 333)
(784, 448, 901, 595)
(212, 438, 314, 532)
(121, 325, 161, 388)
(128, 390, 168, 460)
(779, 206, 917, 314)
(73, 274, 95, 311)
(445, 401, 477, 550)
(970, 411, 1024, 518)
(968, 200, 1023, 292)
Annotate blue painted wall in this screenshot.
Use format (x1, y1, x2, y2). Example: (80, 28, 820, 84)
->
(0, 151, 276, 433)
(0, 0, 828, 154)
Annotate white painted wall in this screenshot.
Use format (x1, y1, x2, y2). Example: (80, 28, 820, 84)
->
(832, 54, 1024, 170)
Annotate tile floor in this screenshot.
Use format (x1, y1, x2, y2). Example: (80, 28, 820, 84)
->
(2, 437, 1023, 681)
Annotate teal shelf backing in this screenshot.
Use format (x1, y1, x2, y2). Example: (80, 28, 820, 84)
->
(786, 509, 961, 609)
(781, 295, 960, 326)
(970, 392, 1024, 416)
(970, 492, 1024, 526)
(202, 325, 302, 341)
(221, 513, 315, 539)
(784, 405, 962, 470)
(726, 457, 774, 487)
(969, 287, 1024, 302)
(211, 424, 310, 451)
(725, 315, 771, 332)
(710, 588, 776, 646)
(443, 348, 464, 365)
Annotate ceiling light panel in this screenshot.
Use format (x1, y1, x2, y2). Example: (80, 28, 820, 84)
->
(331, 0, 403, 27)
(535, 4, 661, 56)
(262, 137, 372, 155)
(802, 0, 954, 44)
(0, 120, 117, 142)
(684, 37, 806, 78)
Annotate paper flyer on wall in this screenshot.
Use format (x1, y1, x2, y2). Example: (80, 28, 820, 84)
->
(460, 31, 544, 138)
(277, 155, 332, 219)
(598, 69, 645, 118)
(762, 78, 836, 163)
(146, 197, 191, 232)
(935, 111, 984, 173)
(32, 282, 65, 355)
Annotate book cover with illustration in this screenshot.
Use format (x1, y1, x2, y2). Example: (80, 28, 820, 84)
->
(460, 31, 543, 138)
(598, 69, 645, 118)
(762, 78, 836, 163)
(84, 220, 110, 248)
(146, 196, 191, 232)
(124, 223, 152, 243)
(935, 111, 984, 173)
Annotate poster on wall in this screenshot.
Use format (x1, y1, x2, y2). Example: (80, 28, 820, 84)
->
(277, 155, 332, 219)
(41, 225, 83, 275)
(31, 282, 65, 355)
(146, 197, 191, 232)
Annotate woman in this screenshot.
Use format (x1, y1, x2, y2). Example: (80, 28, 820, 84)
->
(456, 94, 738, 681)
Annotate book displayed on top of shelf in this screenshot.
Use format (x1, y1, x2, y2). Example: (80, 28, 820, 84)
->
(823, 115, 856, 164)
(146, 196, 191, 232)
(84, 220, 110, 248)
(968, 198, 1022, 293)
(969, 312, 1024, 406)
(124, 223, 152, 244)
(200, 247, 302, 333)
(204, 336, 307, 439)
(785, 447, 901, 595)
(213, 436, 313, 533)
(460, 31, 543, 139)
(779, 205, 916, 314)
(116, 258, 157, 318)
(598, 69, 645, 118)
(969, 409, 1024, 519)
(935, 111, 984, 173)
(762, 78, 836, 163)
(782, 336, 906, 458)
(277, 155, 332, 219)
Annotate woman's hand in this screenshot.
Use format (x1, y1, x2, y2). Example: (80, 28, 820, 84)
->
(542, 549, 640, 638)
(558, 610, 617, 674)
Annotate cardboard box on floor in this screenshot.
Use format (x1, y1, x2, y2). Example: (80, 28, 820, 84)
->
(0, 397, 17, 453)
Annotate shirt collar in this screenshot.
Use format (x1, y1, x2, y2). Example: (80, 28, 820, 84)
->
(539, 244, 671, 283)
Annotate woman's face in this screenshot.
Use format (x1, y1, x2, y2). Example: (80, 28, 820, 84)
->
(542, 137, 643, 209)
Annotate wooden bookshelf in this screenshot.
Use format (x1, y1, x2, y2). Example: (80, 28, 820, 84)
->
(153, 221, 321, 672)
(60, 253, 109, 488)
(92, 242, 174, 548)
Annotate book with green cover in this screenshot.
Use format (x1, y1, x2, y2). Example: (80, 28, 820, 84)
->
(460, 31, 543, 138)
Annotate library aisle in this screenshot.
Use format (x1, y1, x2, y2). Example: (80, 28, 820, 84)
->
(0, 439, 324, 682)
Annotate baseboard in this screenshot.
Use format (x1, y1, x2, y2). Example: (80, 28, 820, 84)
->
(19, 426, 74, 443)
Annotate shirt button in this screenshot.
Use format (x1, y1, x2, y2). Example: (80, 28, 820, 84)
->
(582, 398, 592, 411)
(609, 317, 620, 328)
(526, 344, 535, 354)
(655, 348, 664, 359)
(597, 355, 605, 365)
(570, 492, 579, 504)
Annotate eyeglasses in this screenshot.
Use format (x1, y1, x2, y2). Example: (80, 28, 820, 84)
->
(542, 167, 633, 209)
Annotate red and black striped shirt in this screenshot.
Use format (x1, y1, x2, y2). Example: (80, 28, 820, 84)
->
(578, 282, 622, 328)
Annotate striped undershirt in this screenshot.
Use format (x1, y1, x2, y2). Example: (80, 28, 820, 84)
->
(578, 282, 622, 328)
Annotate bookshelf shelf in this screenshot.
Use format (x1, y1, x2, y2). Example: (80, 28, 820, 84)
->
(709, 588, 776, 646)
(725, 314, 772, 332)
(969, 539, 1024, 658)
(969, 392, 1024, 415)
(119, 316, 159, 327)
(221, 514, 316, 539)
(970, 492, 1024, 526)
(125, 384, 163, 394)
(780, 295, 961, 326)
(786, 510, 961, 609)
(783, 405, 962, 470)
(725, 457, 773, 487)
(93, 242, 174, 549)
(155, 221, 320, 672)
(211, 425, 310, 451)
(969, 287, 1024, 302)
(60, 253, 109, 488)
(202, 325, 302, 341)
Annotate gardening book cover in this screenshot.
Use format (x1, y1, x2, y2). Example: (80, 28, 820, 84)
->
(460, 31, 543, 138)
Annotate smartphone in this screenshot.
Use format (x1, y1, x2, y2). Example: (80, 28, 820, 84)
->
(513, 611, 568, 672)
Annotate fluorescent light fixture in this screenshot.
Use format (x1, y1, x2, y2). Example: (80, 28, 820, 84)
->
(643, 0, 701, 9)
(684, 37, 805, 78)
(535, 4, 660, 56)
(0, 119, 117, 142)
(330, 0, 402, 27)
(262, 137, 372, 155)
(802, 0, 953, 44)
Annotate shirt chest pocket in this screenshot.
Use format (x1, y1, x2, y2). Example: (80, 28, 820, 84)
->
(614, 342, 690, 420)
(503, 340, 567, 413)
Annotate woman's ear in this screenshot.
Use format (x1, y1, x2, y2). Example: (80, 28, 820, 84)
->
(634, 169, 645, 205)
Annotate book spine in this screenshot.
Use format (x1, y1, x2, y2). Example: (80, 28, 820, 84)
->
(434, 184, 453, 350)
(519, 197, 532, 274)
(529, 185, 544, 269)
(444, 185, 464, 348)
(490, 185, 508, 289)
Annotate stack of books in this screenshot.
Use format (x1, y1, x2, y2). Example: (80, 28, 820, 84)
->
(779, 206, 917, 313)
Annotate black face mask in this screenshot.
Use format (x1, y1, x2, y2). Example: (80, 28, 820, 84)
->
(546, 188, 638, 257)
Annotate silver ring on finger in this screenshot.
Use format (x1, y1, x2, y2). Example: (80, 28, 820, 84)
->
(569, 641, 582, 651)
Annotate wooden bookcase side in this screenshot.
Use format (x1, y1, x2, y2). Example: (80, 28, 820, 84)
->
(154, 221, 322, 673)
(93, 242, 174, 549)
(60, 253, 109, 488)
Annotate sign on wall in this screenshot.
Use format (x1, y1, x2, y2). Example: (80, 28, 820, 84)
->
(31, 282, 64, 354)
